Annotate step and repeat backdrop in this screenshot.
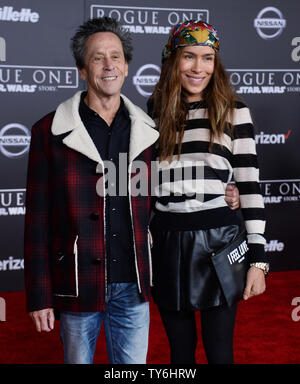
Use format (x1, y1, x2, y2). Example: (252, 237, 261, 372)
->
(0, 0, 299, 291)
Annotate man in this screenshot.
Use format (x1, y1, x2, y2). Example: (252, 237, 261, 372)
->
(24, 17, 239, 364)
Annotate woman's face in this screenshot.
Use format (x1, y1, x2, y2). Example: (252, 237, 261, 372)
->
(179, 45, 215, 102)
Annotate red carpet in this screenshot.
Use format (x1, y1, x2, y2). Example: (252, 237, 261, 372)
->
(0, 271, 300, 364)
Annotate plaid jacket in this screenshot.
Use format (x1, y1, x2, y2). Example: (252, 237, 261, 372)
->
(24, 91, 159, 313)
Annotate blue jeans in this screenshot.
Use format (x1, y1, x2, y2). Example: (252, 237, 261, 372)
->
(60, 283, 149, 364)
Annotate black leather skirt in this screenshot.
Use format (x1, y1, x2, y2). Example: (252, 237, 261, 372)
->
(150, 221, 240, 311)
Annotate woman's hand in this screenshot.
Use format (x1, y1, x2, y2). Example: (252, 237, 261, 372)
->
(225, 184, 240, 210)
(243, 266, 266, 300)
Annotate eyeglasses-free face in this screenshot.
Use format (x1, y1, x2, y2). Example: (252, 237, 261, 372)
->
(78, 31, 128, 100)
(179, 45, 215, 102)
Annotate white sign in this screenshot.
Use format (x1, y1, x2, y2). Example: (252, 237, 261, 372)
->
(133, 64, 160, 97)
(0, 6, 39, 23)
(0, 124, 30, 158)
(228, 69, 300, 94)
(0, 189, 26, 215)
(0, 65, 79, 93)
(90, 5, 209, 34)
(260, 179, 300, 204)
(254, 7, 286, 40)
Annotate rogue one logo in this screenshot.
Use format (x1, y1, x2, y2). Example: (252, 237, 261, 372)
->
(0, 65, 79, 93)
(90, 5, 209, 34)
(260, 179, 300, 204)
(254, 7, 286, 40)
(0, 188, 26, 216)
(133, 64, 161, 97)
(0, 123, 31, 158)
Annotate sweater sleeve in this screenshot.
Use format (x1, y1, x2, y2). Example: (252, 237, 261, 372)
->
(231, 103, 267, 263)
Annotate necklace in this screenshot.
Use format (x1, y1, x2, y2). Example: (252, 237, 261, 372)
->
(188, 100, 204, 109)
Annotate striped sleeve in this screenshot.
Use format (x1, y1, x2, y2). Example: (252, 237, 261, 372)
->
(232, 104, 267, 263)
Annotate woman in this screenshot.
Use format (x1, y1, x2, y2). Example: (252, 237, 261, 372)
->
(149, 20, 269, 364)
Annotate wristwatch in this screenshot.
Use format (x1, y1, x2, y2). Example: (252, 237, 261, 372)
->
(250, 262, 269, 277)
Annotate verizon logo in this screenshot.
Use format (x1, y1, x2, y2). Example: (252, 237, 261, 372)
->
(255, 130, 291, 144)
(0, 256, 24, 271)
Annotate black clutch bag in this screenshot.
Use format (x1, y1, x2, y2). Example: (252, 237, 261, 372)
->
(211, 231, 250, 306)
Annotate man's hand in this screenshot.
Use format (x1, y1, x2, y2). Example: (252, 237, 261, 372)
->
(29, 308, 55, 332)
(225, 184, 240, 210)
(243, 267, 266, 300)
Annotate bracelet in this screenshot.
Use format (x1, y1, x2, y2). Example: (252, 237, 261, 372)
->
(250, 262, 269, 276)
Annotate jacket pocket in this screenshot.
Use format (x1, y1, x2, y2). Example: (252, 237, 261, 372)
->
(53, 235, 79, 297)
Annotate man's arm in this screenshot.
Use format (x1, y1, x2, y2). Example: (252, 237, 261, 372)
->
(24, 114, 55, 320)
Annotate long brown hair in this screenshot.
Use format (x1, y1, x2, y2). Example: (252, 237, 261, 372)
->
(151, 47, 237, 161)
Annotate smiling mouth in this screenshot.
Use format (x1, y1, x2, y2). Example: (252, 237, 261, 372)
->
(186, 75, 205, 83)
(102, 76, 118, 81)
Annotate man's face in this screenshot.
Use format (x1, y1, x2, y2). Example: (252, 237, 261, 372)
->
(78, 31, 128, 98)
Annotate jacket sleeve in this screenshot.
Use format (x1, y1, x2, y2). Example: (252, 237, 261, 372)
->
(24, 114, 54, 312)
(147, 98, 159, 212)
(231, 104, 267, 263)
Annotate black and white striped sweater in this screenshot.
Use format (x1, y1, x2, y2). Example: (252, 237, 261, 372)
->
(153, 101, 266, 263)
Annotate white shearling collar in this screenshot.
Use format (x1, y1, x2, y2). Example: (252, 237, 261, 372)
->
(51, 91, 158, 164)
